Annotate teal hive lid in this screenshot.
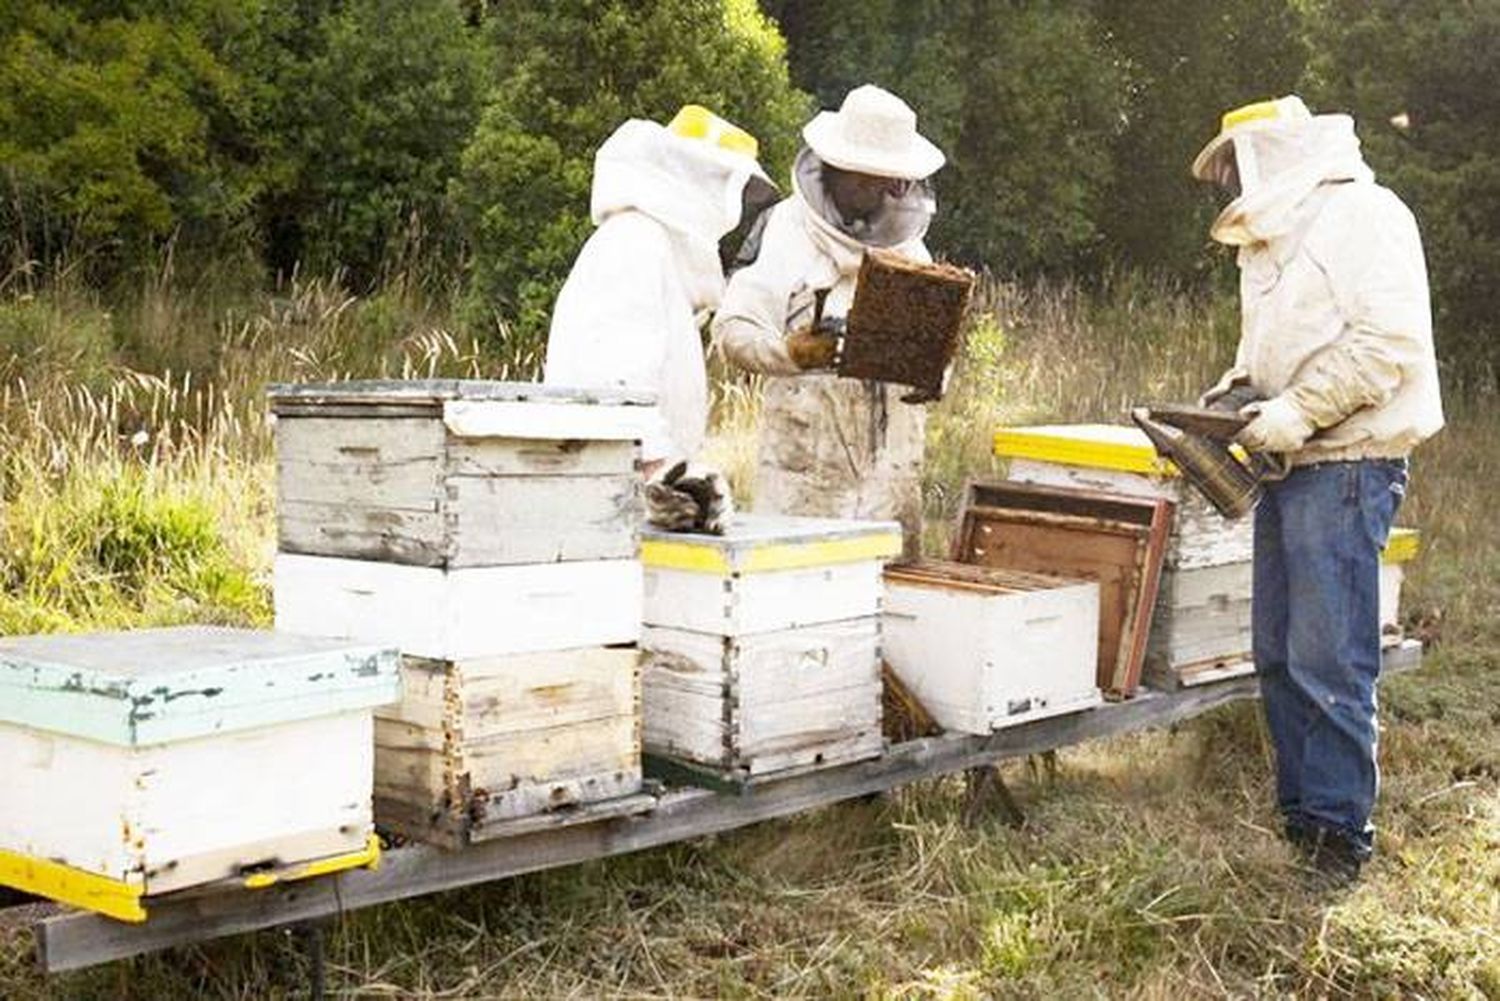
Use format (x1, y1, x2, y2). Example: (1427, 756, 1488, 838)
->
(0, 627, 400, 747)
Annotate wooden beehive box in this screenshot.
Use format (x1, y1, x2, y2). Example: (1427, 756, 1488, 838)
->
(373, 648, 648, 846)
(993, 424, 1253, 570)
(268, 380, 652, 568)
(1381, 528, 1419, 647)
(641, 515, 902, 636)
(274, 552, 642, 660)
(1143, 561, 1254, 690)
(639, 515, 900, 784)
(952, 480, 1171, 699)
(0, 628, 398, 922)
(641, 618, 883, 782)
(883, 560, 1102, 735)
(840, 249, 976, 402)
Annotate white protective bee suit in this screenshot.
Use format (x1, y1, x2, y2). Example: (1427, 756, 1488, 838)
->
(1196, 99, 1443, 460)
(544, 112, 770, 466)
(712, 86, 944, 550)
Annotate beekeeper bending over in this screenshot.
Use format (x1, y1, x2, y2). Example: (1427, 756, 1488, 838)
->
(545, 105, 777, 533)
(1193, 96, 1443, 884)
(711, 85, 946, 552)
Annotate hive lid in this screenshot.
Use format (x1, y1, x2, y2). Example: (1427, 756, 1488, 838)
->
(268, 379, 657, 441)
(0, 627, 400, 747)
(641, 514, 902, 574)
(993, 424, 1178, 477)
(1383, 527, 1420, 564)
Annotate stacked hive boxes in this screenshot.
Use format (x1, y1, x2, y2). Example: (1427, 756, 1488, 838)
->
(639, 516, 900, 784)
(0, 627, 398, 921)
(270, 380, 655, 846)
(882, 560, 1102, 735)
(994, 424, 1256, 689)
(1381, 528, 1420, 647)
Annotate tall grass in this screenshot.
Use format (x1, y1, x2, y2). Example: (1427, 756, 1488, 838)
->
(1, 268, 1497, 999)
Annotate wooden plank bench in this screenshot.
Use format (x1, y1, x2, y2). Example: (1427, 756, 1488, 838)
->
(15, 640, 1421, 974)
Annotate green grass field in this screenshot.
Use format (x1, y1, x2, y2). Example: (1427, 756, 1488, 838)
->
(1, 273, 1496, 999)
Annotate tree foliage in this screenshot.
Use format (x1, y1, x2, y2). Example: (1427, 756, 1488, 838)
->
(452, 0, 811, 347)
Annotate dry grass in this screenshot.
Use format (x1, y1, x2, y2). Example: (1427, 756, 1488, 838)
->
(1, 270, 1497, 999)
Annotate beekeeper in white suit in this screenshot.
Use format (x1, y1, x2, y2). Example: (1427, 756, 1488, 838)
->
(1193, 95, 1443, 884)
(711, 85, 945, 552)
(545, 105, 777, 532)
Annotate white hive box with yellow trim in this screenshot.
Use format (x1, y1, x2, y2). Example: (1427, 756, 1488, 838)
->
(993, 424, 1253, 570)
(0, 627, 398, 922)
(1381, 528, 1419, 646)
(882, 560, 1102, 735)
(639, 516, 900, 781)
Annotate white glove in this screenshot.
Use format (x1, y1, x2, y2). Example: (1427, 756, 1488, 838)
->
(1236, 396, 1315, 453)
(644, 461, 735, 535)
(1198, 367, 1250, 408)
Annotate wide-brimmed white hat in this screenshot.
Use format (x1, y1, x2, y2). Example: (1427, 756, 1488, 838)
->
(802, 84, 946, 180)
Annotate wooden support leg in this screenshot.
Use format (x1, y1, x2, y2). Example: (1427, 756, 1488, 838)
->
(290, 920, 327, 1001)
(962, 766, 1025, 828)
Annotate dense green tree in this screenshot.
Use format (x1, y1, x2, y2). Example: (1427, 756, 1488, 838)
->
(1095, 0, 1307, 277)
(764, 0, 1122, 275)
(453, 0, 811, 348)
(258, 0, 487, 285)
(0, 1, 263, 276)
(1302, 0, 1500, 384)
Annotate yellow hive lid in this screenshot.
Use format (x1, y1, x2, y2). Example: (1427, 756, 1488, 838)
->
(641, 514, 902, 575)
(1383, 527, 1420, 564)
(993, 424, 1179, 476)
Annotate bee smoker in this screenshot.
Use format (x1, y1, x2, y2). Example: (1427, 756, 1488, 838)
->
(1130, 390, 1291, 520)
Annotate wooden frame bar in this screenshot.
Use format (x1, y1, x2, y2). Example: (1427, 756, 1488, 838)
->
(21, 641, 1421, 974)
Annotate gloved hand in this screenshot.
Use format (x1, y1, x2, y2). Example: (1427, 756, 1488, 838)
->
(1198, 367, 1251, 409)
(1236, 396, 1315, 453)
(785, 317, 842, 371)
(644, 461, 735, 535)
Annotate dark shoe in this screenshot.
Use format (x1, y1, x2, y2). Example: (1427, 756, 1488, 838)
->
(1284, 817, 1315, 851)
(1300, 827, 1366, 889)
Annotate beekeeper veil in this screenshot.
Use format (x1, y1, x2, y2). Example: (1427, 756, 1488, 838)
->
(1191, 95, 1375, 246)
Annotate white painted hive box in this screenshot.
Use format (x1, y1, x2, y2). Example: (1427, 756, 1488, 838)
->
(641, 618, 883, 778)
(0, 627, 399, 921)
(994, 424, 1253, 570)
(1381, 528, 1419, 646)
(1147, 560, 1253, 671)
(375, 647, 643, 845)
(883, 560, 1102, 735)
(641, 515, 903, 636)
(269, 379, 654, 568)
(275, 552, 642, 659)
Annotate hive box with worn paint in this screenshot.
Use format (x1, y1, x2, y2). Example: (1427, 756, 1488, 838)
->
(882, 560, 1102, 734)
(639, 516, 900, 782)
(641, 618, 884, 780)
(373, 648, 647, 846)
(1381, 528, 1419, 647)
(0, 627, 398, 922)
(993, 424, 1253, 570)
(274, 552, 642, 660)
(641, 515, 903, 636)
(269, 380, 653, 568)
(1143, 561, 1255, 689)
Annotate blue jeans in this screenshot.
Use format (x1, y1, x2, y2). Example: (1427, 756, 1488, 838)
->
(1253, 458, 1408, 856)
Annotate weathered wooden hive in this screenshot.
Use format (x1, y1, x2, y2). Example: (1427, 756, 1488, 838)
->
(993, 424, 1255, 690)
(0, 627, 399, 922)
(269, 380, 655, 846)
(883, 560, 1102, 735)
(639, 515, 900, 784)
